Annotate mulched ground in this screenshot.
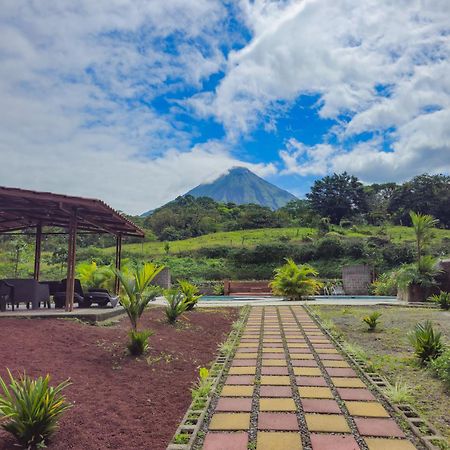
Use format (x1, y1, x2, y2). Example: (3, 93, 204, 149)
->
(0, 306, 238, 450)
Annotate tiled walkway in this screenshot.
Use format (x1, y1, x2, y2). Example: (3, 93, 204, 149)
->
(202, 306, 418, 450)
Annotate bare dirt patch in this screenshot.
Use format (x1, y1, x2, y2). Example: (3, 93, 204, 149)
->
(0, 306, 238, 450)
(311, 305, 450, 442)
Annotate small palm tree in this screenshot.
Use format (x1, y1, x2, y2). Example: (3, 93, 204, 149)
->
(115, 262, 164, 332)
(409, 211, 438, 271)
(269, 258, 322, 301)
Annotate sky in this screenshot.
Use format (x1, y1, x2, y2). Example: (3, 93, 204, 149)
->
(1, 0, 449, 215)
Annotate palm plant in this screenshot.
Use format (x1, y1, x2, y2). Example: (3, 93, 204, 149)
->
(76, 261, 114, 290)
(362, 311, 382, 331)
(408, 320, 444, 365)
(115, 262, 164, 354)
(269, 258, 322, 301)
(178, 280, 202, 310)
(429, 291, 450, 310)
(164, 289, 189, 323)
(409, 211, 439, 270)
(0, 370, 71, 449)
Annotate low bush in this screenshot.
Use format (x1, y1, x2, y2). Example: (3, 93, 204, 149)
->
(362, 311, 382, 331)
(164, 289, 189, 323)
(315, 237, 344, 258)
(178, 280, 202, 310)
(371, 271, 398, 296)
(429, 349, 450, 386)
(191, 368, 213, 399)
(428, 291, 450, 310)
(0, 370, 71, 449)
(128, 329, 153, 356)
(408, 321, 444, 365)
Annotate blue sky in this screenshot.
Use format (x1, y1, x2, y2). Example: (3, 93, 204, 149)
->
(0, 0, 449, 214)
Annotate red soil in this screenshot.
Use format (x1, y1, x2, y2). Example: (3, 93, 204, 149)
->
(0, 307, 238, 450)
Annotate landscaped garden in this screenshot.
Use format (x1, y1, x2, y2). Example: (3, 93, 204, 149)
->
(310, 305, 450, 443)
(0, 306, 238, 449)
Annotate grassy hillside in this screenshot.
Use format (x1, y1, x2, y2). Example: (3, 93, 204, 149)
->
(97, 225, 450, 258)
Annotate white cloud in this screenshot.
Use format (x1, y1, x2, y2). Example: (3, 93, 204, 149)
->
(197, 0, 450, 180)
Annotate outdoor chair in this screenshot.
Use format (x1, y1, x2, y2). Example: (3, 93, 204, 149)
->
(3, 279, 49, 310)
(54, 279, 118, 308)
(0, 280, 14, 312)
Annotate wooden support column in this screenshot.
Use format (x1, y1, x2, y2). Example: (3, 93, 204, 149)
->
(65, 212, 78, 312)
(114, 234, 122, 295)
(33, 223, 42, 281)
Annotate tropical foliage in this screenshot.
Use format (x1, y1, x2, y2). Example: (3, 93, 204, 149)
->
(128, 330, 153, 356)
(190, 368, 213, 399)
(408, 321, 444, 365)
(76, 261, 114, 290)
(362, 311, 382, 331)
(0, 370, 71, 449)
(178, 280, 202, 310)
(164, 289, 189, 323)
(429, 349, 450, 386)
(428, 291, 450, 310)
(269, 258, 322, 301)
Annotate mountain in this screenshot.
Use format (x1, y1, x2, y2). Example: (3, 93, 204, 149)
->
(185, 167, 297, 209)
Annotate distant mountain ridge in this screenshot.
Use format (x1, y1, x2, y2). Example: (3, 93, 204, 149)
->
(185, 167, 297, 209)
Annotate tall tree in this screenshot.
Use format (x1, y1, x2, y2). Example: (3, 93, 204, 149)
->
(388, 174, 450, 227)
(306, 172, 368, 224)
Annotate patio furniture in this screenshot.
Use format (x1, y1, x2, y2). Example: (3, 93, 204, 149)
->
(54, 279, 119, 308)
(0, 281, 14, 312)
(2, 279, 49, 310)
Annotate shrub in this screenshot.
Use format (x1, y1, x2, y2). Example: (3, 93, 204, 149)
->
(269, 258, 322, 301)
(428, 291, 450, 310)
(429, 349, 450, 386)
(362, 311, 382, 331)
(342, 238, 366, 259)
(0, 370, 71, 449)
(292, 243, 316, 262)
(213, 282, 225, 295)
(196, 246, 231, 258)
(178, 280, 202, 310)
(371, 271, 398, 296)
(383, 378, 413, 403)
(128, 329, 153, 356)
(164, 289, 189, 323)
(408, 321, 444, 365)
(315, 237, 344, 258)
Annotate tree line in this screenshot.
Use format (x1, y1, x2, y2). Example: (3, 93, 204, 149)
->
(142, 173, 450, 241)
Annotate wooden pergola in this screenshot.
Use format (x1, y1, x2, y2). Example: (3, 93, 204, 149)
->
(0, 186, 144, 311)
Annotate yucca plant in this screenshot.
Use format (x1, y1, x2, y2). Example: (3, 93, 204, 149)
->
(164, 289, 189, 324)
(0, 370, 71, 449)
(190, 368, 213, 400)
(408, 320, 444, 365)
(429, 291, 450, 310)
(362, 311, 382, 331)
(128, 330, 154, 356)
(178, 280, 202, 311)
(269, 258, 322, 301)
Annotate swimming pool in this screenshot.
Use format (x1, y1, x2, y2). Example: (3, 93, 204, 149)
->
(200, 295, 397, 302)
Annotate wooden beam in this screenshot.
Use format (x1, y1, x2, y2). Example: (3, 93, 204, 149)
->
(114, 234, 122, 295)
(33, 223, 42, 281)
(65, 212, 77, 312)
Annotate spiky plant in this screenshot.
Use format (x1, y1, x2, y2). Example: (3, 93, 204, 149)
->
(76, 261, 114, 290)
(362, 311, 382, 331)
(164, 289, 189, 324)
(190, 368, 213, 399)
(0, 370, 71, 449)
(409, 211, 439, 270)
(178, 280, 202, 311)
(429, 291, 450, 310)
(408, 320, 444, 365)
(269, 258, 322, 301)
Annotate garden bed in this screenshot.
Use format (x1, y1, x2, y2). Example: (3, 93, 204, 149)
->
(311, 305, 450, 443)
(0, 306, 238, 450)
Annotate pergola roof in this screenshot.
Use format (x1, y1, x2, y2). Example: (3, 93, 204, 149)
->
(0, 186, 144, 237)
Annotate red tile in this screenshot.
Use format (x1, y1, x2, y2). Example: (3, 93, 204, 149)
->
(259, 386, 293, 397)
(301, 399, 341, 414)
(337, 388, 376, 401)
(215, 398, 253, 412)
(232, 359, 257, 367)
(291, 360, 318, 367)
(203, 432, 248, 450)
(258, 413, 299, 431)
(310, 433, 359, 450)
(326, 368, 357, 377)
(261, 367, 289, 375)
(296, 376, 328, 386)
(355, 418, 405, 437)
(225, 375, 255, 385)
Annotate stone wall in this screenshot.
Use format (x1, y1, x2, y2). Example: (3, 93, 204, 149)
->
(151, 267, 171, 289)
(342, 265, 374, 295)
(437, 259, 450, 292)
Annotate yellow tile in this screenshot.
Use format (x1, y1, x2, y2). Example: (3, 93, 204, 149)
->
(293, 367, 322, 376)
(262, 348, 284, 353)
(261, 376, 291, 386)
(298, 387, 333, 399)
(228, 366, 256, 375)
(209, 413, 251, 430)
(305, 414, 350, 433)
(365, 439, 417, 450)
(263, 359, 287, 367)
(345, 401, 390, 417)
(288, 343, 308, 348)
(322, 360, 350, 368)
(235, 352, 258, 359)
(332, 378, 366, 388)
(257, 432, 302, 450)
(316, 348, 339, 354)
(259, 398, 297, 411)
(221, 386, 254, 397)
(290, 353, 315, 360)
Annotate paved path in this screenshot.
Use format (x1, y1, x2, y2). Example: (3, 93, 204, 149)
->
(202, 306, 418, 450)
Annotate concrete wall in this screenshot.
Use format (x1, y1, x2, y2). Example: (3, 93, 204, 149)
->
(437, 259, 450, 292)
(342, 265, 374, 295)
(151, 267, 171, 289)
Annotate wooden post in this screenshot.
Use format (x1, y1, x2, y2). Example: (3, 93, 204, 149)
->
(65, 212, 77, 312)
(33, 223, 42, 281)
(114, 234, 122, 295)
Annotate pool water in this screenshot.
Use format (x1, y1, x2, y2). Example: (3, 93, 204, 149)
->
(200, 295, 397, 302)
